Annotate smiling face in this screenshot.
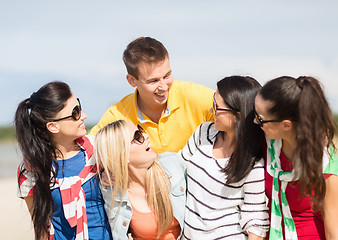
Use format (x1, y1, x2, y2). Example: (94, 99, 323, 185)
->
(212, 90, 237, 133)
(128, 58, 173, 111)
(126, 122, 157, 170)
(49, 94, 87, 140)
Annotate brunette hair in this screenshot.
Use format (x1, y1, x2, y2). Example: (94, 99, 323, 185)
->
(259, 76, 336, 211)
(218, 76, 264, 183)
(15, 81, 72, 239)
(95, 120, 173, 238)
(123, 37, 169, 78)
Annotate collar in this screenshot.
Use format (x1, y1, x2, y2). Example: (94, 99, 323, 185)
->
(114, 188, 129, 203)
(76, 135, 94, 159)
(167, 81, 180, 113)
(134, 81, 181, 123)
(157, 155, 172, 179)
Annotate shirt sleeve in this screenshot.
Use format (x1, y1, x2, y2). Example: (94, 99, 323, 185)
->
(239, 158, 269, 237)
(182, 81, 214, 122)
(178, 123, 203, 163)
(17, 164, 35, 198)
(89, 105, 118, 136)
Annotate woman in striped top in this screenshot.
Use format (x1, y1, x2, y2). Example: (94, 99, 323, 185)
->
(181, 76, 269, 239)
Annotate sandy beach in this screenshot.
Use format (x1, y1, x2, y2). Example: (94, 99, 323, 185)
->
(0, 177, 34, 240)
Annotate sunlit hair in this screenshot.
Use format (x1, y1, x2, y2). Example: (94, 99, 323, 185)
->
(259, 76, 337, 212)
(217, 76, 264, 183)
(95, 120, 130, 200)
(15, 81, 72, 239)
(95, 120, 173, 237)
(123, 37, 169, 79)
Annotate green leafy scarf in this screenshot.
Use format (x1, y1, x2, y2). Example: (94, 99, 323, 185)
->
(266, 139, 338, 240)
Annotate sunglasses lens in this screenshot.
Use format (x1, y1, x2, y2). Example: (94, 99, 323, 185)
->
(138, 125, 145, 133)
(133, 130, 144, 144)
(72, 105, 81, 120)
(257, 115, 263, 127)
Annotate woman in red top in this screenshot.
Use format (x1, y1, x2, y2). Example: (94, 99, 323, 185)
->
(254, 76, 338, 239)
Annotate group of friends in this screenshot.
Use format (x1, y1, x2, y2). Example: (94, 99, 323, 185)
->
(15, 37, 338, 239)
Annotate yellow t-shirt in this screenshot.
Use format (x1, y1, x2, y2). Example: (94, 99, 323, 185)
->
(89, 80, 214, 153)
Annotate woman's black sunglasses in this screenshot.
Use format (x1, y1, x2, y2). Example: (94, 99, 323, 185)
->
(53, 98, 82, 122)
(253, 109, 281, 127)
(131, 125, 146, 144)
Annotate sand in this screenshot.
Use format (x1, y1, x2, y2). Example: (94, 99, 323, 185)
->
(0, 177, 34, 240)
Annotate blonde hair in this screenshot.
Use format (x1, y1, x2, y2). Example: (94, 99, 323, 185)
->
(95, 120, 173, 238)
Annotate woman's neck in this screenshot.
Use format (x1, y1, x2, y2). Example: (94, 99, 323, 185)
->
(128, 166, 148, 189)
(54, 138, 80, 160)
(128, 167, 151, 213)
(213, 131, 236, 159)
(281, 133, 297, 162)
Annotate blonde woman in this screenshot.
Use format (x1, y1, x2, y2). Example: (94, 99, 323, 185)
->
(95, 120, 186, 239)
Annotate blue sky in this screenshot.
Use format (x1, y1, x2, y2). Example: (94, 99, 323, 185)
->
(1, 0, 337, 126)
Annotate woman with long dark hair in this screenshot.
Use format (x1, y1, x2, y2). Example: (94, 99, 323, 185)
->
(16, 81, 112, 239)
(181, 76, 269, 239)
(254, 76, 338, 239)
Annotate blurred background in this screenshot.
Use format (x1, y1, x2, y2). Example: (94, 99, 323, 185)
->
(0, 1, 337, 239)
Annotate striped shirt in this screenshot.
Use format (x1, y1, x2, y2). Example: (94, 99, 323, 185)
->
(17, 135, 112, 240)
(180, 122, 269, 239)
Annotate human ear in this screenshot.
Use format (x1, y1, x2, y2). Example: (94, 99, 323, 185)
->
(282, 120, 293, 132)
(126, 74, 137, 88)
(46, 122, 60, 134)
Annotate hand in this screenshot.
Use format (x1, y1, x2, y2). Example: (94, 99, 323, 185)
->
(248, 231, 264, 240)
(100, 170, 115, 188)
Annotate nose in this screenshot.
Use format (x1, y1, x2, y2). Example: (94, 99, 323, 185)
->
(158, 79, 169, 91)
(81, 111, 88, 120)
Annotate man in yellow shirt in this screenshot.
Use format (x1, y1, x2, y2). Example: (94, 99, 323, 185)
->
(90, 37, 214, 153)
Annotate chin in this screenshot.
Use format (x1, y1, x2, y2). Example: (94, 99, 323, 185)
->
(156, 99, 168, 106)
(81, 129, 87, 136)
(214, 122, 226, 132)
(264, 134, 275, 140)
(77, 130, 87, 138)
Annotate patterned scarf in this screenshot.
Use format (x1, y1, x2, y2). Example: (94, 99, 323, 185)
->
(18, 135, 97, 240)
(266, 138, 338, 240)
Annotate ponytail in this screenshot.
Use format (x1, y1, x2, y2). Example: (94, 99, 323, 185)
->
(15, 81, 72, 239)
(260, 76, 336, 212)
(294, 77, 336, 211)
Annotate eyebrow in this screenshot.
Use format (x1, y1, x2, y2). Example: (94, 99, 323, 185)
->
(145, 70, 172, 83)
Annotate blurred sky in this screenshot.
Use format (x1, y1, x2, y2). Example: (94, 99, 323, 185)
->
(1, 0, 337, 126)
